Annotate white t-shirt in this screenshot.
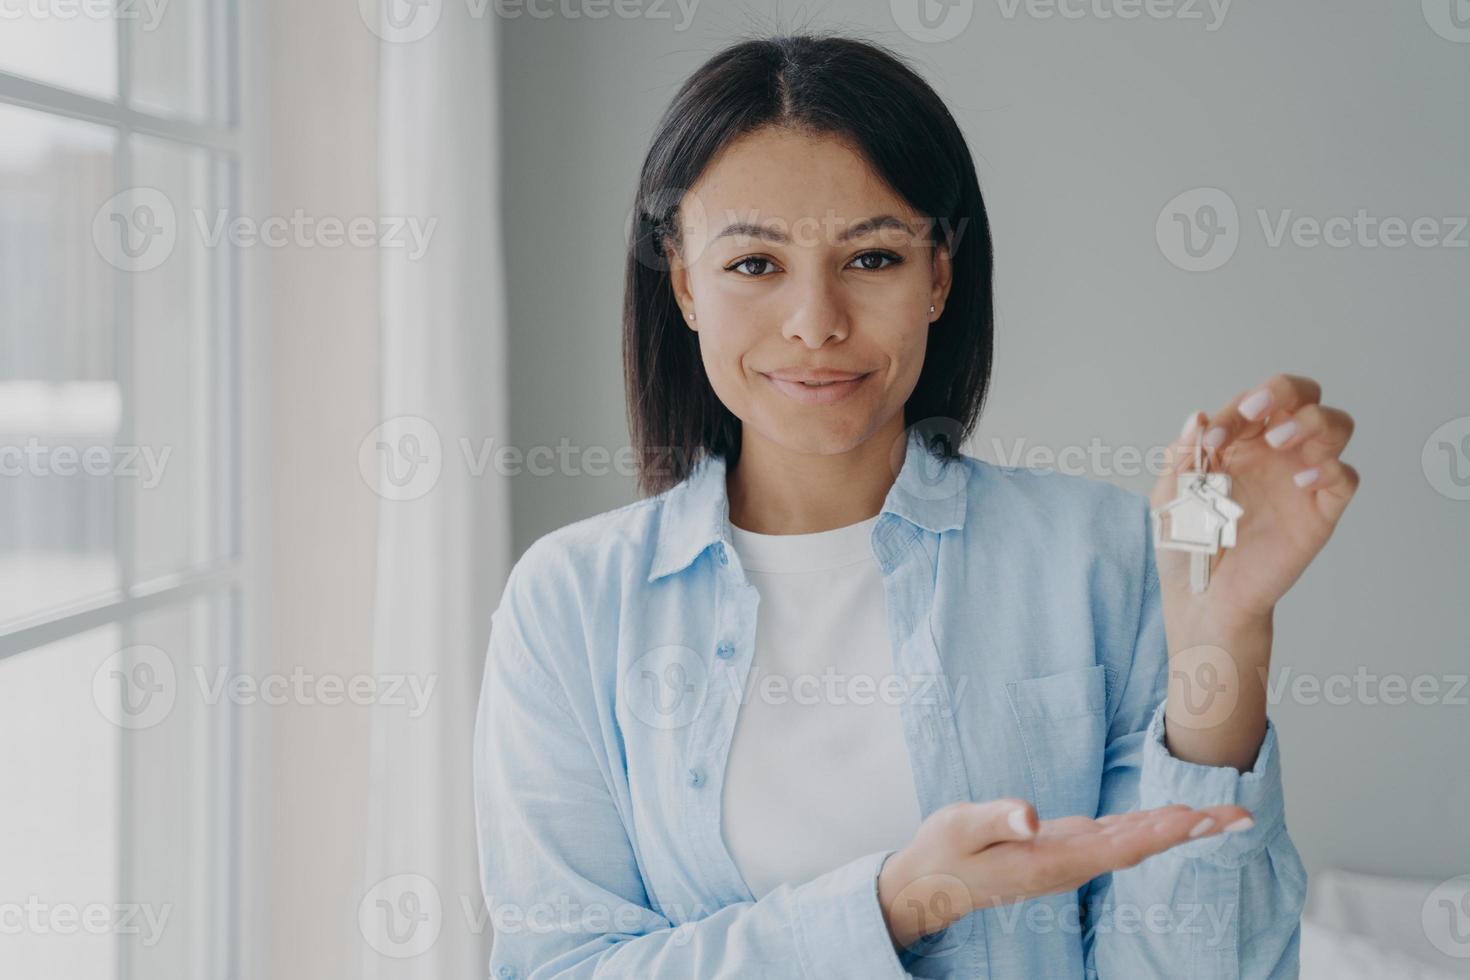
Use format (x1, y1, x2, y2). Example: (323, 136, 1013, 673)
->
(720, 513, 925, 900)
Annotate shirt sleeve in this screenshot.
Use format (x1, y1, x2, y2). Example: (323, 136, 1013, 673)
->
(473, 599, 912, 979)
(1079, 494, 1308, 979)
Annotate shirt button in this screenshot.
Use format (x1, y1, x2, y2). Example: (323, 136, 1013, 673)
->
(688, 767, 705, 787)
(716, 544, 728, 566)
(716, 642, 734, 660)
(496, 967, 516, 979)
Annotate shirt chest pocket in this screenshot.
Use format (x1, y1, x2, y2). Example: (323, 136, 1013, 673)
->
(1003, 663, 1108, 821)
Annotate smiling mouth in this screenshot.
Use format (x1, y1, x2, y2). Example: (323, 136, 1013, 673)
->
(762, 371, 873, 403)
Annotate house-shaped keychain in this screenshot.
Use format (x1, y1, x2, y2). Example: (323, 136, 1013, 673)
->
(1151, 472, 1244, 592)
(1153, 473, 1242, 552)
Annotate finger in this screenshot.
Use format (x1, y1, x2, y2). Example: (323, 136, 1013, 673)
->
(1200, 374, 1323, 464)
(1097, 805, 1191, 833)
(1099, 808, 1221, 866)
(1291, 457, 1360, 525)
(1193, 804, 1256, 832)
(1020, 808, 1200, 883)
(1113, 802, 1255, 852)
(1260, 404, 1355, 463)
(1035, 816, 1104, 839)
(1170, 410, 1207, 475)
(969, 806, 1228, 904)
(1151, 411, 1209, 509)
(945, 798, 1039, 854)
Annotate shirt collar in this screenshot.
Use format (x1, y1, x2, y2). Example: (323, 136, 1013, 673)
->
(647, 426, 970, 583)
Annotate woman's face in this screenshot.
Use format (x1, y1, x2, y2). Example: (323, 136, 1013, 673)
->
(666, 126, 952, 457)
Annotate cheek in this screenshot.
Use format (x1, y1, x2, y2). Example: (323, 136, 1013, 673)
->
(692, 323, 759, 401)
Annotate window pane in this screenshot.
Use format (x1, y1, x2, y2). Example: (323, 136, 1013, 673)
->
(0, 624, 123, 980)
(124, 593, 232, 978)
(0, 2, 118, 101)
(0, 593, 232, 978)
(129, 0, 213, 121)
(0, 104, 120, 627)
(130, 135, 231, 583)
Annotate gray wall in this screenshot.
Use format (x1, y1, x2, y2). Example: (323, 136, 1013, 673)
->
(500, 2, 1469, 879)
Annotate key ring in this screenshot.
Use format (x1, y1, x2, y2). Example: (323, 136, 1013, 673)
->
(1187, 422, 1213, 489)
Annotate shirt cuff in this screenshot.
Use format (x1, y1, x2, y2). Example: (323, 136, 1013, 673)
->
(1137, 699, 1286, 867)
(791, 848, 910, 979)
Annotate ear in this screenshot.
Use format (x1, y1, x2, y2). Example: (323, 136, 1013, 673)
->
(928, 221, 954, 319)
(665, 240, 696, 329)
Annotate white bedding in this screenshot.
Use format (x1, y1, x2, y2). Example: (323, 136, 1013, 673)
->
(1301, 868, 1470, 979)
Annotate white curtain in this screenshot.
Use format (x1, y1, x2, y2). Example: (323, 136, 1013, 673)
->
(360, 4, 509, 977)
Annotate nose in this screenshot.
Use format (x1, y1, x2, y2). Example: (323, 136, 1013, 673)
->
(780, 271, 851, 348)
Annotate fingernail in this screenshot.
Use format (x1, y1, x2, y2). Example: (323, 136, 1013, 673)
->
(1223, 817, 1255, 833)
(1188, 817, 1216, 838)
(1008, 807, 1035, 838)
(1265, 419, 1298, 448)
(1181, 411, 1201, 438)
(1293, 467, 1319, 488)
(1203, 426, 1227, 450)
(1239, 388, 1271, 421)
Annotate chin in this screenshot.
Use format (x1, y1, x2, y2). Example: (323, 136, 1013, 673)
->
(758, 418, 876, 457)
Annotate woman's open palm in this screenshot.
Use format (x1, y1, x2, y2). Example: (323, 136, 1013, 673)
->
(877, 798, 1253, 950)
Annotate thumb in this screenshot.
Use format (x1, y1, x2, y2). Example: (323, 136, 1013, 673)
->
(952, 798, 1039, 854)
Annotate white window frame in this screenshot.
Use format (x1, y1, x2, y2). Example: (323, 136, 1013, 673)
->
(0, 1, 262, 976)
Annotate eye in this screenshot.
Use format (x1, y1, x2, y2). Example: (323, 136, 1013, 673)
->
(849, 250, 903, 271)
(725, 256, 778, 277)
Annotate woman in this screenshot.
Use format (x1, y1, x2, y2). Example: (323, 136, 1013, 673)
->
(474, 33, 1356, 978)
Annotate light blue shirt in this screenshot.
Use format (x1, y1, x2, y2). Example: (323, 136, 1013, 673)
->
(473, 427, 1307, 978)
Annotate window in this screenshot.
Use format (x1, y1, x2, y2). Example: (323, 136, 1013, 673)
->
(0, 2, 243, 976)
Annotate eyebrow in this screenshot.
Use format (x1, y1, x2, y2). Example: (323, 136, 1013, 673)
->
(711, 213, 917, 245)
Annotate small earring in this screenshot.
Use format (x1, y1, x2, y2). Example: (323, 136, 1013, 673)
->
(929, 305, 936, 315)
(687, 312, 695, 321)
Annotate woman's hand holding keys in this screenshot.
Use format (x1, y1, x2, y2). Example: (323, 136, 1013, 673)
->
(876, 797, 1254, 951)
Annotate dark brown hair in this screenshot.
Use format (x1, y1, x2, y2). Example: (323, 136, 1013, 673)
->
(622, 32, 994, 496)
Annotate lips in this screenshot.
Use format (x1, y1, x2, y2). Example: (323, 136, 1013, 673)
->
(762, 371, 872, 405)
(764, 369, 869, 383)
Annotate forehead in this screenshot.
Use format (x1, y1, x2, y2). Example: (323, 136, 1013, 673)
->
(680, 126, 915, 241)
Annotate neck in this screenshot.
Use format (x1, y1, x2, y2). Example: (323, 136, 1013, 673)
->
(726, 414, 907, 535)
